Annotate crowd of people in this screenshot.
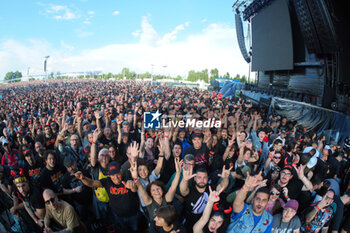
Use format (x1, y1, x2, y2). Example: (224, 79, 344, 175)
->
(0, 79, 350, 233)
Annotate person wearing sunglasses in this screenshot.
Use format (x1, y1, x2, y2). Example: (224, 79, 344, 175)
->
(264, 150, 282, 176)
(42, 188, 86, 233)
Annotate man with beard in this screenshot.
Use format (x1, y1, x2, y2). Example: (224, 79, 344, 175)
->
(301, 190, 336, 233)
(227, 171, 273, 233)
(62, 156, 94, 221)
(180, 164, 230, 233)
(274, 164, 313, 200)
(12, 169, 46, 229)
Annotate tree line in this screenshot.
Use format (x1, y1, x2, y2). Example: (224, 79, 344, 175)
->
(3, 67, 250, 83)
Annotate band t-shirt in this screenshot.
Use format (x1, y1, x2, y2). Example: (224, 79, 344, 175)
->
(100, 177, 139, 218)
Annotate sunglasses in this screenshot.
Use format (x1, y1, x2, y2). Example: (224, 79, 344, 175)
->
(274, 156, 281, 159)
(270, 191, 280, 196)
(45, 197, 56, 205)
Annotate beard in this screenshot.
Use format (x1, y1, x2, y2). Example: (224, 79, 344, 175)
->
(196, 182, 207, 189)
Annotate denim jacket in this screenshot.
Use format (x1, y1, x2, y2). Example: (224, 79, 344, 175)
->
(227, 204, 273, 233)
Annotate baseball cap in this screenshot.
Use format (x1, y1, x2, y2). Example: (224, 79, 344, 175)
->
(108, 161, 121, 175)
(192, 133, 203, 140)
(283, 199, 299, 212)
(307, 156, 317, 169)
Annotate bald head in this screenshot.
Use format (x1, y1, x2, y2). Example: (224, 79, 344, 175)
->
(43, 189, 59, 209)
(43, 189, 56, 200)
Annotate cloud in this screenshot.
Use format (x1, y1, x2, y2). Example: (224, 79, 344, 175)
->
(0, 17, 249, 80)
(132, 30, 141, 37)
(113, 10, 120, 16)
(88, 10, 95, 15)
(161, 21, 190, 45)
(43, 4, 80, 20)
(201, 18, 207, 23)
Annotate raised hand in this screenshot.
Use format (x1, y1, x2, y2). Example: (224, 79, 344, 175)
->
(157, 138, 165, 154)
(93, 128, 101, 141)
(174, 157, 183, 174)
(129, 161, 138, 179)
(182, 163, 196, 181)
(208, 185, 223, 203)
(295, 164, 305, 179)
(218, 165, 233, 179)
(244, 171, 264, 190)
(129, 141, 140, 159)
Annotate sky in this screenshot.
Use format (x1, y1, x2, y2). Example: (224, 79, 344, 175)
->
(0, 0, 250, 80)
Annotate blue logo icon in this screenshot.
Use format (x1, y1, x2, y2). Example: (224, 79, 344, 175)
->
(143, 110, 162, 129)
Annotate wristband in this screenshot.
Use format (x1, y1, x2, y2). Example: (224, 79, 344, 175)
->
(315, 205, 320, 211)
(228, 145, 232, 148)
(92, 140, 96, 144)
(164, 136, 168, 138)
(241, 185, 245, 190)
(35, 219, 39, 224)
(285, 195, 289, 199)
(158, 155, 164, 158)
(73, 188, 76, 193)
(133, 178, 138, 182)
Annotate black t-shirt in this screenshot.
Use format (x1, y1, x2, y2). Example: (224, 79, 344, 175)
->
(62, 170, 92, 205)
(286, 178, 304, 200)
(44, 134, 57, 150)
(39, 165, 66, 193)
(314, 158, 330, 179)
(23, 158, 43, 187)
(18, 186, 45, 213)
(327, 156, 340, 179)
(184, 184, 209, 229)
(184, 144, 209, 168)
(100, 177, 139, 218)
(160, 156, 176, 185)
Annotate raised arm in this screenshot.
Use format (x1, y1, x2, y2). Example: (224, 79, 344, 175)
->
(130, 161, 153, 205)
(165, 157, 182, 203)
(216, 165, 232, 193)
(296, 165, 313, 191)
(223, 137, 235, 161)
(154, 138, 166, 176)
(193, 186, 222, 233)
(75, 171, 102, 188)
(179, 164, 197, 197)
(233, 171, 264, 214)
(90, 128, 101, 167)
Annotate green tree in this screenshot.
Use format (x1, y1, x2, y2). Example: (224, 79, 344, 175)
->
(210, 68, 219, 82)
(4, 71, 22, 83)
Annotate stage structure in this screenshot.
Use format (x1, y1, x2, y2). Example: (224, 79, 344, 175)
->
(233, 0, 350, 113)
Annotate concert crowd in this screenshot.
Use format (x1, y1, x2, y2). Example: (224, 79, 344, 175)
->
(0, 79, 350, 233)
